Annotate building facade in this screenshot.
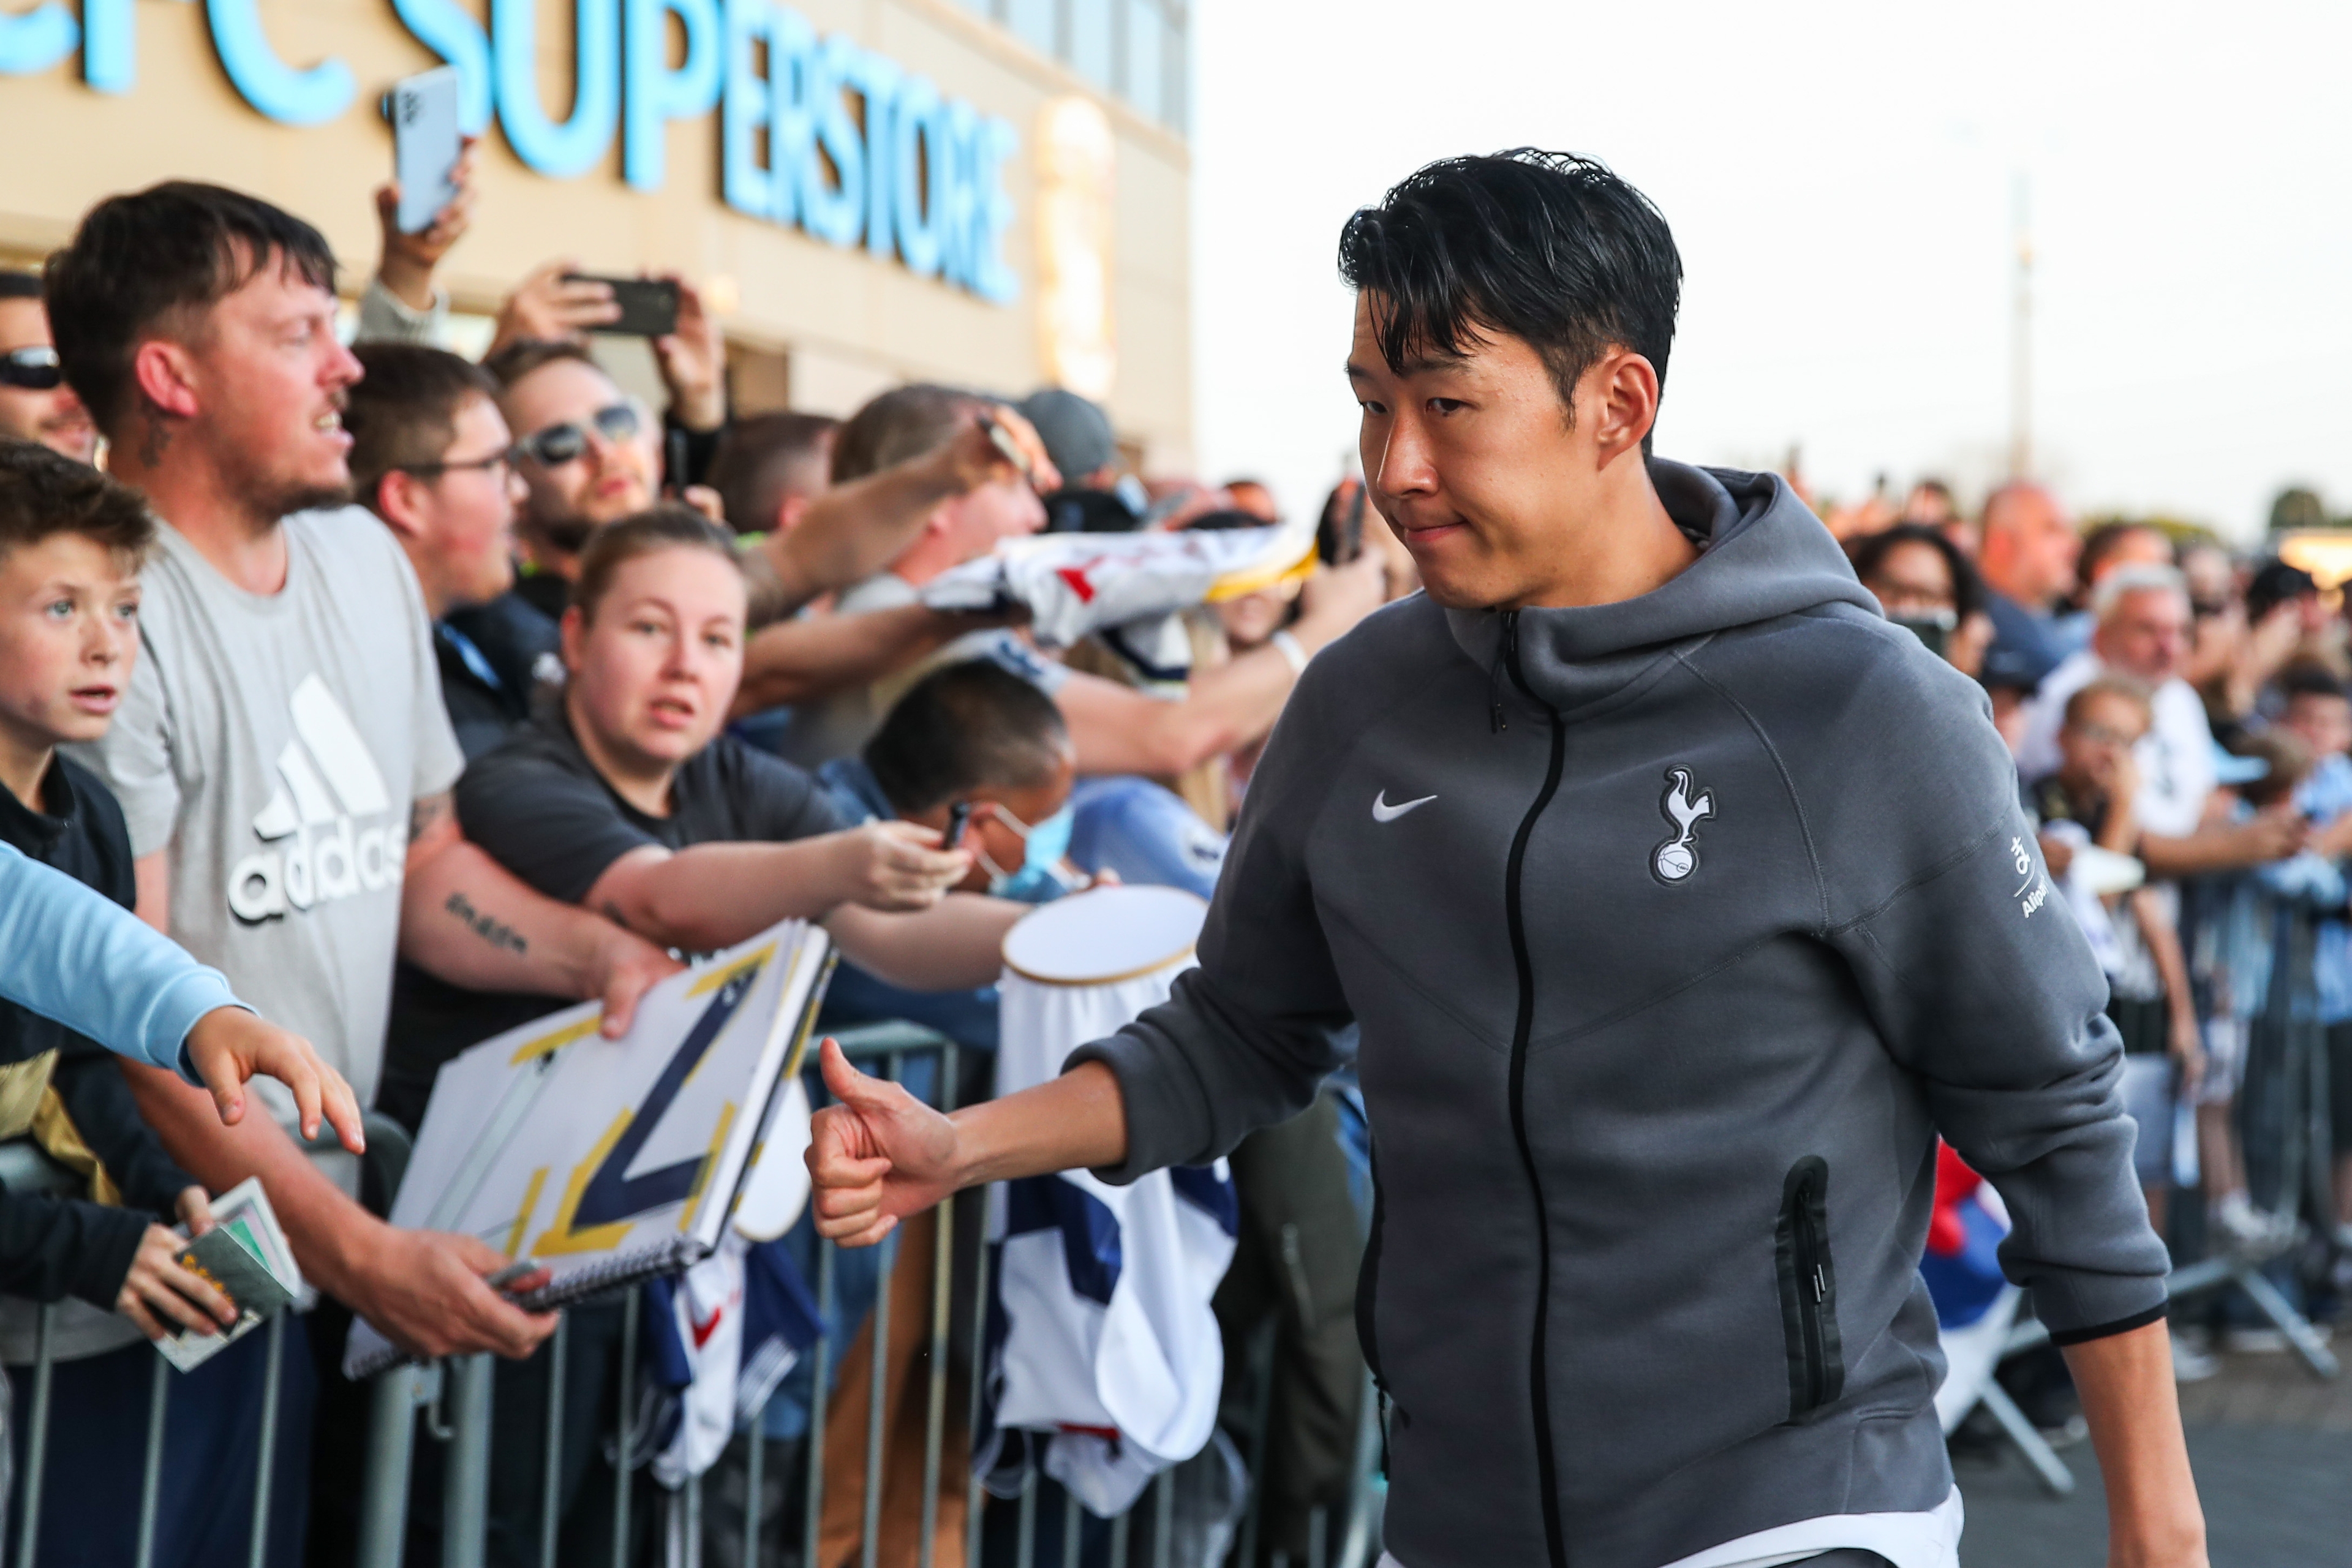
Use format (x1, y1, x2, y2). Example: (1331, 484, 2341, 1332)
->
(0, 0, 1191, 461)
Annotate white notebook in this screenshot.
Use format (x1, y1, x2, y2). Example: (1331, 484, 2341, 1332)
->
(344, 921, 833, 1379)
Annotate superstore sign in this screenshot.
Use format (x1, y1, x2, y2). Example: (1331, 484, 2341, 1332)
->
(0, 0, 1021, 304)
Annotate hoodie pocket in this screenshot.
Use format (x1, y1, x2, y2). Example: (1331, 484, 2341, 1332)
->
(1355, 1143, 1387, 1395)
(1774, 1156, 1844, 1421)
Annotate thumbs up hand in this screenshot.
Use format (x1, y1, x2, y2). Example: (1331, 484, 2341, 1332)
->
(804, 1038, 963, 1246)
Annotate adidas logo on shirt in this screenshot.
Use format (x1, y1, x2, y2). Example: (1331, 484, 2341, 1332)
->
(227, 674, 407, 924)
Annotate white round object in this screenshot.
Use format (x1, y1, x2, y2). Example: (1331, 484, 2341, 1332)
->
(2070, 843, 2147, 897)
(1001, 885, 1208, 987)
(730, 1075, 813, 1242)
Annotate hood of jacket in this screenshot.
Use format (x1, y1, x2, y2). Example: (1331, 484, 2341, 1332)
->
(1444, 458, 1882, 714)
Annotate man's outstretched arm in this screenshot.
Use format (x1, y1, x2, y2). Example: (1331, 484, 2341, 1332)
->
(807, 1038, 1126, 1246)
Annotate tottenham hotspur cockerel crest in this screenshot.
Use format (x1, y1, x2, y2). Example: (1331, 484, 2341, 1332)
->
(1651, 767, 1715, 884)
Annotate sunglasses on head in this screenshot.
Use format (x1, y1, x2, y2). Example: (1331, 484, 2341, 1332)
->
(518, 402, 641, 467)
(0, 347, 64, 392)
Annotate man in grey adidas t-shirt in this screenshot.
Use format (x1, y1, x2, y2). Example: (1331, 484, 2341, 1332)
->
(49, 184, 680, 1398)
(86, 507, 458, 1140)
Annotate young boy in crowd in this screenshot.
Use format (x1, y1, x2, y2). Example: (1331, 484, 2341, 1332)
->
(2275, 666, 2352, 1258)
(0, 439, 283, 1567)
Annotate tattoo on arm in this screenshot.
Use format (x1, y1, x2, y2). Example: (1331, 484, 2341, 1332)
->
(445, 891, 528, 954)
(410, 793, 453, 841)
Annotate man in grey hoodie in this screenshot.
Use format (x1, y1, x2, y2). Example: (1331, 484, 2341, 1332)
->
(804, 152, 2206, 1568)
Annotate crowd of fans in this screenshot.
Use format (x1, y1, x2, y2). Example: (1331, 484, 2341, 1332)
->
(0, 146, 2345, 1567)
(1823, 470, 2352, 1396)
(0, 154, 1394, 1568)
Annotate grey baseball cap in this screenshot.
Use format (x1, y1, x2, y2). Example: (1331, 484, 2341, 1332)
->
(1017, 387, 1118, 483)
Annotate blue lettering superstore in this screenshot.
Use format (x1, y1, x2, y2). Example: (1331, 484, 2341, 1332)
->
(0, 0, 1020, 304)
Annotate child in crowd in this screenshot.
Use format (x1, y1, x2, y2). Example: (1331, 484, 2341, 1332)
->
(2274, 666, 2352, 1257)
(2027, 676, 2203, 1235)
(0, 440, 356, 1568)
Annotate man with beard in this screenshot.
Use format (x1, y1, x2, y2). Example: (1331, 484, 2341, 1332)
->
(0, 273, 99, 465)
(44, 182, 682, 1561)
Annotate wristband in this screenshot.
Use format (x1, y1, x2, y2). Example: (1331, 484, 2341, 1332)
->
(1270, 629, 1310, 677)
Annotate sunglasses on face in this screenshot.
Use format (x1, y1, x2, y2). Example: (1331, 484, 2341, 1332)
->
(0, 347, 64, 392)
(518, 402, 641, 467)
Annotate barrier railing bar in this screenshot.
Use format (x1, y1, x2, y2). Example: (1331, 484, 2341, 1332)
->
(860, 1052, 906, 1568)
(683, 1469, 702, 1568)
(356, 1366, 420, 1568)
(803, 1234, 837, 1568)
(1016, 1465, 1036, 1568)
(541, 1314, 567, 1568)
(741, 1398, 765, 1567)
(919, 1043, 959, 1568)
(134, 1349, 168, 1568)
(1060, 1485, 1078, 1568)
(247, 1310, 285, 1568)
(443, 1354, 492, 1568)
(12, 1303, 52, 1568)
(963, 1183, 992, 1568)
(1108, 1501, 1131, 1568)
(1150, 1469, 1172, 1568)
(615, 1286, 638, 1568)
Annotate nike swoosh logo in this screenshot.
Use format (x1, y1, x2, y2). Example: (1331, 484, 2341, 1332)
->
(1372, 790, 1438, 824)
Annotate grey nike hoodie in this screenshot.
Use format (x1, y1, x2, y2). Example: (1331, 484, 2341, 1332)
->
(1069, 459, 2168, 1568)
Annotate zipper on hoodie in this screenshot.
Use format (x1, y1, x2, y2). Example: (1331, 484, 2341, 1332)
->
(1499, 609, 1571, 1568)
(1774, 1156, 1844, 1420)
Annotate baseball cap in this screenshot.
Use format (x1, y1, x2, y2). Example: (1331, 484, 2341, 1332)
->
(1017, 387, 1117, 483)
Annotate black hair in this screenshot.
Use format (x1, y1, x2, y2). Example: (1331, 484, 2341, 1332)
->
(43, 182, 337, 438)
(0, 437, 154, 565)
(864, 659, 1069, 817)
(0, 272, 41, 302)
(1337, 150, 1682, 427)
(2246, 559, 2318, 625)
(2279, 662, 2347, 705)
(345, 344, 499, 514)
(1844, 523, 1986, 622)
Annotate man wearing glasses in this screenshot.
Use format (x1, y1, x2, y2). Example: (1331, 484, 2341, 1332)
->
(0, 273, 98, 466)
(343, 342, 532, 760)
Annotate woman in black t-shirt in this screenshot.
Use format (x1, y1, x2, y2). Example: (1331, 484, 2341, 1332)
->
(456, 508, 1026, 989)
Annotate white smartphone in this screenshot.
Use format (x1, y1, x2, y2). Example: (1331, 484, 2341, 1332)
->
(386, 66, 463, 235)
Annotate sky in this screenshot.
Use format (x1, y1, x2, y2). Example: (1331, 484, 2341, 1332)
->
(1187, 0, 2352, 542)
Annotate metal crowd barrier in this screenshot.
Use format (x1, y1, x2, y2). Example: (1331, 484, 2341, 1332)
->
(0, 1110, 413, 1568)
(358, 1020, 1386, 1568)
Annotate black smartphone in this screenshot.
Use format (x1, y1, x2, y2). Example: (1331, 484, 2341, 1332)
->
(563, 274, 680, 337)
(943, 801, 973, 850)
(1343, 483, 1367, 562)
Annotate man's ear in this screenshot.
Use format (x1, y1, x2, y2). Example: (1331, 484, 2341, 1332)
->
(776, 494, 812, 534)
(374, 470, 430, 542)
(1585, 348, 1660, 469)
(130, 339, 201, 424)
